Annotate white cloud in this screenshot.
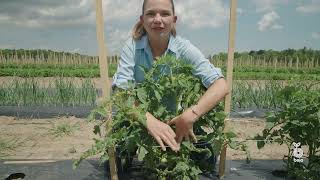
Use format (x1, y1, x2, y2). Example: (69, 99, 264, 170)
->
(103, 0, 141, 21)
(0, 0, 95, 28)
(252, 0, 288, 13)
(0, 0, 232, 30)
(258, 11, 283, 31)
(296, 0, 320, 14)
(0, 0, 141, 28)
(71, 48, 80, 53)
(0, 15, 10, 22)
(175, 0, 229, 29)
(312, 32, 320, 39)
(106, 28, 131, 54)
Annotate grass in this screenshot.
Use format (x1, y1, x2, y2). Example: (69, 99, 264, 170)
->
(48, 122, 80, 138)
(0, 137, 21, 159)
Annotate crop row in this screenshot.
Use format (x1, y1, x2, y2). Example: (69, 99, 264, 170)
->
(1, 78, 318, 110)
(1, 63, 319, 80)
(2, 63, 320, 74)
(0, 78, 96, 106)
(233, 72, 320, 80)
(0, 63, 117, 78)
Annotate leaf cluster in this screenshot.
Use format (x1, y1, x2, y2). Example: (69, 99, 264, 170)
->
(255, 83, 320, 179)
(75, 55, 245, 179)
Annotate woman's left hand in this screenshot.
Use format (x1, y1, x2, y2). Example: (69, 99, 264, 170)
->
(167, 108, 199, 144)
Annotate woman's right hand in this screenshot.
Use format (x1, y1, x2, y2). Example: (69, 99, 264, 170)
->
(146, 112, 180, 152)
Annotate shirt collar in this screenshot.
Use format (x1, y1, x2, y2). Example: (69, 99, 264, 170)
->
(135, 33, 178, 54)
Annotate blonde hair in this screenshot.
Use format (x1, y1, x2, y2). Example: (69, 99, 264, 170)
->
(132, 0, 177, 40)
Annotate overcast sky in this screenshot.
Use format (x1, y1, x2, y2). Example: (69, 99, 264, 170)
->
(0, 0, 319, 56)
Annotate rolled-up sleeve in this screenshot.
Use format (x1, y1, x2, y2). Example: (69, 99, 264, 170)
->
(181, 40, 224, 89)
(112, 39, 136, 90)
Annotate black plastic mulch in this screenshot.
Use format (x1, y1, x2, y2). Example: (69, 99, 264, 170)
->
(0, 159, 291, 180)
(0, 106, 271, 119)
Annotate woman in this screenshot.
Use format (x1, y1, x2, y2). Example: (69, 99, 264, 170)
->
(112, 0, 229, 152)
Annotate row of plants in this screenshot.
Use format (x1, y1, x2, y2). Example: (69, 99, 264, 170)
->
(3, 63, 320, 74)
(1, 77, 319, 110)
(0, 68, 99, 78)
(2, 63, 320, 75)
(232, 80, 285, 109)
(0, 63, 117, 78)
(256, 83, 320, 179)
(2, 48, 319, 67)
(0, 78, 96, 106)
(234, 72, 320, 81)
(1, 65, 320, 81)
(0, 63, 99, 69)
(231, 66, 320, 74)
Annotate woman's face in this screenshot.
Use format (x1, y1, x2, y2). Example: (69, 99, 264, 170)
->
(140, 0, 177, 39)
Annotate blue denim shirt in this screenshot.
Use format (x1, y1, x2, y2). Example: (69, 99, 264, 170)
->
(112, 34, 223, 90)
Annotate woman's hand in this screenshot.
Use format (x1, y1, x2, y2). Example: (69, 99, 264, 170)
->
(146, 112, 180, 152)
(168, 107, 199, 144)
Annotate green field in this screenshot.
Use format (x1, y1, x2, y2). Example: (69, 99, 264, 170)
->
(1, 48, 319, 80)
(0, 48, 319, 108)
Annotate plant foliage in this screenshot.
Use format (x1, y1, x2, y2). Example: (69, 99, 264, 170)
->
(74, 55, 247, 179)
(255, 83, 320, 179)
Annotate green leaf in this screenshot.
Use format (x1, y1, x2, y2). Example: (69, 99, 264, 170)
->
(154, 90, 161, 101)
(181, 141, 193, 151)
(257, 140, 265, 149)
(137, 88, 147, 104)
(175, 161, 189, 172)
(225, 131, 237, 139)
(155, 106, 166, 117)
(266, 122, 275, 129)
(93, 125, 101, 136)
(137, 146, 148, 161)
(228, 141, 238, 149)
(194, 83, 200, 93)
(126, 96, 135, 107)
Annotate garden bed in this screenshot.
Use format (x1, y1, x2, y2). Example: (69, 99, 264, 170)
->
(0, 115, 292, 161)
(0, 115, 294, 179)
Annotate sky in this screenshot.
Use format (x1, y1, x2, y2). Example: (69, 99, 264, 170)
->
(0, 0, 319, 56)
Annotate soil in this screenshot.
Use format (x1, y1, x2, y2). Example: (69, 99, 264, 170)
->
(0, 77, 306, 161)
(0, 116, 293, 161)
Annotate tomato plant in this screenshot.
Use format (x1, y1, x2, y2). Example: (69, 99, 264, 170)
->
(256, 83, 320, 179)
(74, 55, 247, 179)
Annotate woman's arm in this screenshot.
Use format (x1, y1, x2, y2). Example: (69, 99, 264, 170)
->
(168, 78, 229, 143)
(168, 38, 228, 143)
(191, 78, 229, 117)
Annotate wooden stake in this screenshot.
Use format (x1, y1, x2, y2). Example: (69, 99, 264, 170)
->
(219, 0, 237, 178)
(95, 0, 118, 180)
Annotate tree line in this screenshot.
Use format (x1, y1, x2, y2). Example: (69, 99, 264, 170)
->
(209, 47, 320, 62)
(1, 47, 319, 63)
